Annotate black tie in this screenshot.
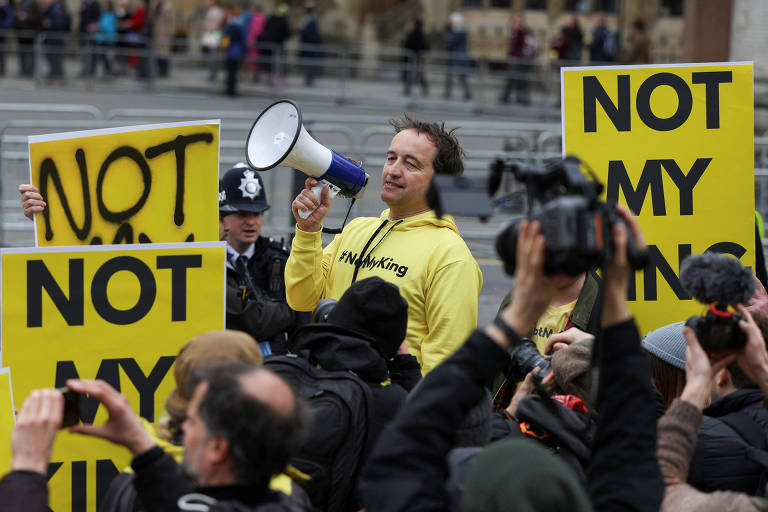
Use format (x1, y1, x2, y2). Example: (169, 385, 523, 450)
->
(235, 256, 257, 298)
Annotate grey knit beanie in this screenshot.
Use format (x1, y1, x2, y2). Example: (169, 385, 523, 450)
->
(641, 321, 687, 370)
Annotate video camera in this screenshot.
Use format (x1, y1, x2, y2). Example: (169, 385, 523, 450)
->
(427, 155, 647, 276)
(681, 252, 755, 350)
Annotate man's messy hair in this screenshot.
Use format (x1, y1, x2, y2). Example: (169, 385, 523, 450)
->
(389, 114, 465, 175)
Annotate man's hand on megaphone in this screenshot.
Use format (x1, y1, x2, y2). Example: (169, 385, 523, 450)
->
(293, 178, 332, 232)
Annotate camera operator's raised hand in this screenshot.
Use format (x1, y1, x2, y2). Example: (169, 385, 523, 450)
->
(291, 178, 332, 233)
(506, 367, 556, 418)
(603, 204, 646, 327)
(681, 327, 737, 410)
(747, 275, 768, 318)
(544, 326, 592, 353)
(491, 220, 565, 347)
(66, 379, 155, 457)
(18, 184, 46, 221)
(10, 389, 64, 475)
(733, 305, 768, 395)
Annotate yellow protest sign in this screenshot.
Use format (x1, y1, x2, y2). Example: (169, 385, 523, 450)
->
(562, 62, 754, 335)
(0, 368, 15, 476)
(1, 242, 225, 512)
(28, 120, 220, 247)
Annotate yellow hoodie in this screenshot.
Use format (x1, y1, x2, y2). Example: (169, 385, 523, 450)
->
(286, 209, 482, 373)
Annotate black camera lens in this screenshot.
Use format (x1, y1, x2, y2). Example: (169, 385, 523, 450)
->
(505, 338, 551, 383)
(495, 221, 519, 277)
(311, 298, 337, 323)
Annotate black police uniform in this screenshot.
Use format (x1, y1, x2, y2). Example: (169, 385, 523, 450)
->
(220, 164, 296, 355)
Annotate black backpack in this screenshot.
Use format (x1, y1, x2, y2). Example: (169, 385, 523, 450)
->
(265, 354, 374, 512)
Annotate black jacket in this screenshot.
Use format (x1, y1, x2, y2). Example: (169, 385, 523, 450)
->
(291, 323, 417, 445)
(0, 471, 48, 512)
(132, 446, 308, 512)
(259, 15, 291, 46)
(358, 319, 663, 512)
(0, 448, 309, 512)
(491, 394, 595, 486)
(688, 387, 768, 494)
(226, 237, 296, 354)
(586, 319, 664, 511)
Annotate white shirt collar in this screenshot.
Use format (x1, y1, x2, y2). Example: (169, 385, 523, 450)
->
(225, 241, 255, 270)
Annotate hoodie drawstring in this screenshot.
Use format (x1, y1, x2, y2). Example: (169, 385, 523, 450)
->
(351, 219, 403, 283)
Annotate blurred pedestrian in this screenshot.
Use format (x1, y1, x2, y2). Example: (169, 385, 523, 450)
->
(41, 0, 69, 81)
(121, 0, 144, 73)
(245, 2, 264, 81)
(222, 3, 245, 96)
(401, 17, 429, 97)
(443, 11, 471, 101)
(200, 0, 223, 82)
(91, 0, 117, 77)
(114, 0, 134, 75)
(0, 0, 14, 77)
(625, 18, 650, 64)
(77, 0, 100, 76)
(562, 15, 583, 64)
(299, 0, 322, 87)
(150, 0, 174, 77)
(499, 14, 535, 105)
(589, 13, 617, 63)
(258, 2, 290, 86)
(14, 0, 42, 77)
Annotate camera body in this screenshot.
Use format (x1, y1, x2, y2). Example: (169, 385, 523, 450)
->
(685, 305, 747, 350)
(504, 337, 551, 383)
(493, 156, 647, 276)
(680, 253, 755, 351)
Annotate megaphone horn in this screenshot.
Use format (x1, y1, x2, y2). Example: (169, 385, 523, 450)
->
(245, 99, 369, 219)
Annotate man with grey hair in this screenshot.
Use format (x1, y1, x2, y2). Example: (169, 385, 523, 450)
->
(0, 362, 310, 512)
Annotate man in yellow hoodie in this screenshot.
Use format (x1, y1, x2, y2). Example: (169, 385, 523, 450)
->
(286, 115, 482, 374)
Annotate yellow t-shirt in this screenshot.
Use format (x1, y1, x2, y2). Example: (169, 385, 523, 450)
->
(530, 300, 578, 353)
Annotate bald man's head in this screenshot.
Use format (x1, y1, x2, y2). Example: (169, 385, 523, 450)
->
(189, 362, 309, 487)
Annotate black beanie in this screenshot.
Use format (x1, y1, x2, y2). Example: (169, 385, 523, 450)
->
(326, 277, 408, 359)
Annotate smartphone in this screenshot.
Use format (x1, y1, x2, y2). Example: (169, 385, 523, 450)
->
(58, 387, 81, 429)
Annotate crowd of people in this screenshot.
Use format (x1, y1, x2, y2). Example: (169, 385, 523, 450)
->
(0, 0, 323, 93)
(8, 105, 768, 512)
(0, 1, 660, 104)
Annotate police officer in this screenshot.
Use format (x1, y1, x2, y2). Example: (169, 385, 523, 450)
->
(219, 163, 295, 355)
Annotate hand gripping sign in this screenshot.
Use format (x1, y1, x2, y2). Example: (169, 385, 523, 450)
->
(28, 120, 220, 247)
(562, 62, 754, 335)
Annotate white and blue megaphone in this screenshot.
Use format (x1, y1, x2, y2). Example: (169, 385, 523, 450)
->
(245, 99, 369, 219)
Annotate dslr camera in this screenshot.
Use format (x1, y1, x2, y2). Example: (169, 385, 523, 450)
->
(680, 253, 755, 350)
(491, 156, 647, 276)
(504, 337, 551, 384)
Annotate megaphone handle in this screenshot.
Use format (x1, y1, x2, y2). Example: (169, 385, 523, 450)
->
(298, 180, 340, 219)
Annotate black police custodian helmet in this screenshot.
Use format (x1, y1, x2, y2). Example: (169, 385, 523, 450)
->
(219, 162, 270, 214)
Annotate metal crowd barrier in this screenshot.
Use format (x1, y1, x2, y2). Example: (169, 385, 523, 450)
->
(0, 29, 578, 115)
(3, 103, 768, 249)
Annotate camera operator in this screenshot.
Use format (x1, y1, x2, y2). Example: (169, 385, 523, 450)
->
(499, 269, 599, 354)
(490, 336, 596, 485)
(657, 307, 768, 511)
(685, 307, 768, 495)
(359, 206, 664, 512)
